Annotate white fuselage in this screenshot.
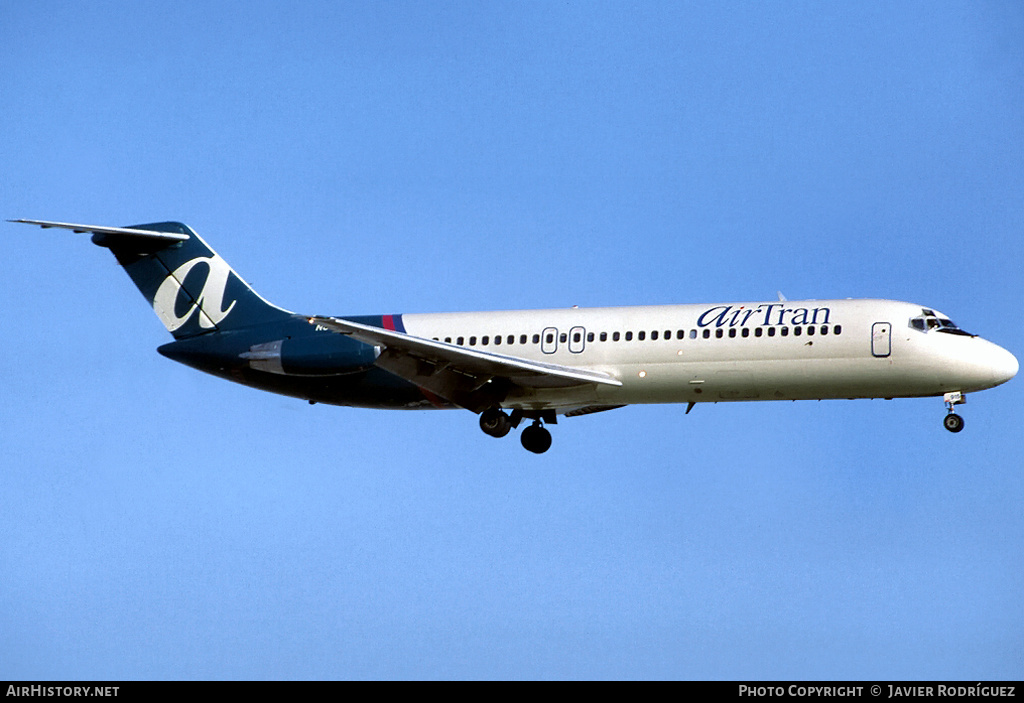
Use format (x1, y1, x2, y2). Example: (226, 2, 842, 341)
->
(400, 299, 1017, 412)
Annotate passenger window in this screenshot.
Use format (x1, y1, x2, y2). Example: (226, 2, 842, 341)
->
(767, 328, 776, 337)
(742, 328, 750, 338)
(728, 328, 736, 338)
(625, 331, 633, 341)
(445, 337, 452, 343)
(508, 335, 515, 344)
(519, 335, 527, 344)
(470, 336, 477, 346)
(793, 327, 801, 337)
(613, 332, 620, 341)
(573, 332, 581, 343)
(820, 326, 828, 336)
(532, 334, 540, 344)
(755, 328, 763, 337)
(600, 332, 607, 342)
(651, 330, 658, 340)
(677, 330, 685, 340)
(780, 327, 789, 337)
(545, 333, 554, 344)
(587, 332, 594, 342)
(834, 325, 842, 335)
(638, 331, 645, 341)
(482, 336, 489, 345)
(716, 329, 724, 338)
(457, 336, 464, 345)
(806, 326, 814, 336)
(665, 330, 671, 340)
(690, 329, 697, 339)
(560, 333, 567, 343)
(702, 329, 710, 339)
(493, 335, 501, 345)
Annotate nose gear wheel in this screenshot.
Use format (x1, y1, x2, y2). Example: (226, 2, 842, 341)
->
(942, 391, 966, 433)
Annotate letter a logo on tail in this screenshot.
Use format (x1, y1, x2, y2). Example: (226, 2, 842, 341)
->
(153, 254, 238, 332)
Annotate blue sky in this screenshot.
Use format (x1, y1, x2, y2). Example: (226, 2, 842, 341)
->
(2, 1, 1022, 680)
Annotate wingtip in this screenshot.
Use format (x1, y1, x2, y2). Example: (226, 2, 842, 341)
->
(8, 219, 54, 229)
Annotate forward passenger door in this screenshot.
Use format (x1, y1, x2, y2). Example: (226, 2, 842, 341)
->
(872, 322, 891, 357)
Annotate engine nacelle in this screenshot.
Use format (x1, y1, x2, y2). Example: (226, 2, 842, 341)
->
(241, 334, 380, 376)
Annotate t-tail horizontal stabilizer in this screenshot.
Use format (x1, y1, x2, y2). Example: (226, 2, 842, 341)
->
(9, 219, 190, 242)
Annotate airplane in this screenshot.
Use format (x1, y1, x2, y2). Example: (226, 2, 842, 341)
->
(12, 218, 1018, 453)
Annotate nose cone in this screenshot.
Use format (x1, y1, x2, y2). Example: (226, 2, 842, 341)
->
(990, 344, 1019, 386)
(950, 338, 1018, 392)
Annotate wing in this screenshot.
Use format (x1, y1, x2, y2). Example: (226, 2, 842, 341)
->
(308, 315, 621, 413)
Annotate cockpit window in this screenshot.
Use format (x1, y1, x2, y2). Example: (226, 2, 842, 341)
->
(909, 309, 973, 337)
(936, 318, 972, 335)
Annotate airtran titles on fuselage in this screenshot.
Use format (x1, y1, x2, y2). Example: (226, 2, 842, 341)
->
(696, 303, 832, 329)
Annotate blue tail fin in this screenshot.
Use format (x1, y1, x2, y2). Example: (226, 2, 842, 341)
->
(101, 221, 293, 338)
(14, 219, 294, 339)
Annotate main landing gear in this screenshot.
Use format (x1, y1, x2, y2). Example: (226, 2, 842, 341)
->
(942, 391, 966, 433)
(520, 422, 553, 454)
(479, 407, 512, 438)
(478, 408, 554, 454)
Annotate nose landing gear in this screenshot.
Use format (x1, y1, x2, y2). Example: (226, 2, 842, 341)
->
(942, 391, 966, 433)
